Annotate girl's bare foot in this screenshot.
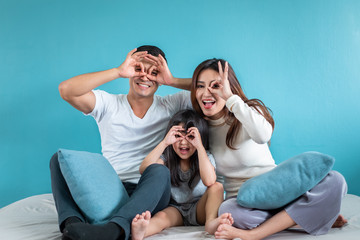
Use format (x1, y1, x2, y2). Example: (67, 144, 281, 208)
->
(205, 213, 234, 235)
(131, 211, 151, 240)
(332, 214, 348, 228)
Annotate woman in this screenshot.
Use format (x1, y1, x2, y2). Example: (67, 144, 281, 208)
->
(190, 58, 348, 240)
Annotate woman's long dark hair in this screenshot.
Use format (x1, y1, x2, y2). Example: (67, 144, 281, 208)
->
(191, 58, 274, 149)
(163, 109, 209, 189)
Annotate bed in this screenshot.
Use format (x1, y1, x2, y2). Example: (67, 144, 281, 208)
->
(0, 193, 359, 240)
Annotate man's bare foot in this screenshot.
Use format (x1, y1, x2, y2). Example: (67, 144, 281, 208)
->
(205, 213, 234, 235)
(332, 214, 348, 228)
(215, 223, 254, 240)
(131, 211, 151, 240)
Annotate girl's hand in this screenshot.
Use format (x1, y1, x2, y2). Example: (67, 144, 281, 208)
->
(208, 61, 234, 101)
(116, 48, 148, 78)
(163, 126, 185, 146)
(185, 127, 203, 149)
(144, 54, 174, 86)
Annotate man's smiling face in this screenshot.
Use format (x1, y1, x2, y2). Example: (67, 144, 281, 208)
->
(129, 60, 159, 98)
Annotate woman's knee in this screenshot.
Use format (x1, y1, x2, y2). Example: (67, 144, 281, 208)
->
(326, 171, 348, 196)
(218, 198, 236, 215)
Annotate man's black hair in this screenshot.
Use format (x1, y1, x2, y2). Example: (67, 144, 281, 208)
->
(135, 45, 167, 62)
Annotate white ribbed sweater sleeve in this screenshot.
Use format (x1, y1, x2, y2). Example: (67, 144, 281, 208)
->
(225, 95, 273, 144)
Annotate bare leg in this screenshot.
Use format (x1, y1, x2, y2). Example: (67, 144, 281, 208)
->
(195, 182, 230, 234)
(215, 210, 296, 240)
(131, 207, 183, 239)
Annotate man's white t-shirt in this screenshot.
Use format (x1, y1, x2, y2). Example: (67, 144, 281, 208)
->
(88, 90, 191, 184)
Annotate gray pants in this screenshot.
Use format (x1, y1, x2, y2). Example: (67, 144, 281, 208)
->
(218, 171, 347, 235)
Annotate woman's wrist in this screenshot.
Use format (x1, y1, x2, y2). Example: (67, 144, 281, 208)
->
(226, 94, 241, 112)
(224, 93, 234, 101)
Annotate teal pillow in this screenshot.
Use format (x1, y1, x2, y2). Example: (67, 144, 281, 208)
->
(237, 151, 334, 209)
(57, 149, 129, 224)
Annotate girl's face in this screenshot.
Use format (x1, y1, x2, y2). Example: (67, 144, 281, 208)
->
(172, 124, 197, 160)
(195, 69, 227, 120)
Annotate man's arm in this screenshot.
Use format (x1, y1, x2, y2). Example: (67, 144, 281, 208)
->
(59, 68, 121, 114)
(145, 54, 192, 91)
(59, 49, 148, 114)
(170, 77, 192, 91)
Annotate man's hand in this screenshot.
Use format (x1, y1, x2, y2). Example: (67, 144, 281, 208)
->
(116, 48, 148, 79)
(144, 54, 174, 86)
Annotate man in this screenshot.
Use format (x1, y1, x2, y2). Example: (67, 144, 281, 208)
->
(50, 45, 192, 240)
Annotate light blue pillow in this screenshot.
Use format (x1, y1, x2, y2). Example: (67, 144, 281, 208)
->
(58, 149, 129, 224)
(237, 151, 334, 209)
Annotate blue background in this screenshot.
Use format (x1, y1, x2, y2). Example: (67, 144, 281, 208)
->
(1, 0, 359, 208)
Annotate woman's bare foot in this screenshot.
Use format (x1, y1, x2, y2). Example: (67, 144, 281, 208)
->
(131, 211, 151, 240)
(332, 214, 348, 228)
(205, 213, 234, 235)
(215, 223, 254, 240)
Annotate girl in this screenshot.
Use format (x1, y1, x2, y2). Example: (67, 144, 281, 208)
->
(131, 109, 233, 240)
(190, 58, 348, 240)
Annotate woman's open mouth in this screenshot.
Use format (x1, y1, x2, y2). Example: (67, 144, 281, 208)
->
(202, 100, 215, 109)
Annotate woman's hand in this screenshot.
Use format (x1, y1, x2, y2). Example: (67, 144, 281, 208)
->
(163, 126, 185, 146)
(185, 127, 203, 150)
(116, 48, 148, 78)
(208, 61, 234, 101)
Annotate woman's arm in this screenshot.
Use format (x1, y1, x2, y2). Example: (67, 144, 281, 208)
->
(226, 95, 273, 144)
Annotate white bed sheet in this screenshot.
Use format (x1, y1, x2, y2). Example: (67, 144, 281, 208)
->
(0, 194, 359, 240)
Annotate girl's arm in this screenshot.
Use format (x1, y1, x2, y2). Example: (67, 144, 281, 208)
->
(197, 146, 217, 186)
(139, 125, 184, 174)
(186, 127, 216, 186)
(139, 141, 166, 174)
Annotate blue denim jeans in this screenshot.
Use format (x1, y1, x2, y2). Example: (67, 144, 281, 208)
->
(50, 152, 171, 240)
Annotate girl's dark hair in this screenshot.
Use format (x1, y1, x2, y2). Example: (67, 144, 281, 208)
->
(191, 58, 274, 150)
(163, 109, 209, 189)
(135, 45, 167, 62)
